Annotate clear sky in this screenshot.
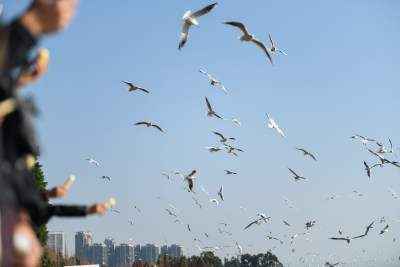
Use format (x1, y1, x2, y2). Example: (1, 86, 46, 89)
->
(2, 0, 400, 266)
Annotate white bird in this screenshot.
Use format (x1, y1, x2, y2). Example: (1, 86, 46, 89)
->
(224, 144, 244, 157)
(258, 213, 270, 223)
(290, 234, 299, 245)
(134, 121, 164, 132)
(328, 235, 366, 244)
(183, 170, 196, 191)
(218, 185, 224, 201)
(236, 242, 243, 254)
(266, 113, 285, 138)
(199, 70, 226, 94)
(363, 161, 379, 178)
(86, 158, 99, 166)
(388, 139, 398, 159)
(162, 173, 175, 182)
(288, 168, 307, 181)
(232, 118, 241, 126)
(223, 21, 274, 65)
(387, 188, 398, 199)
(195, 244, 203, 252)
(121, 81, 149, 93)
(205, 146, 226, 152)
(210, 198, 219, 205)
(165, 208, 177, 217)
(244, 219, 262, 230)
(353, 134, 374, 145)
(101, 175, 110, 181)
(192, 197, 203, 208)
(179, 3, 218, 50)
(133, 204, 141, 212)
(296, 148, 317, 161)
(213, 131, 235, 143)
(224, 170, 237, 175)
(129, 221, 135, 227)
(268, 33, 288, 55)
(380, 225, 389, 234)
(200, 185, 210, 196)
(366, 148, 393, 166)
(205, 96, 224, 119)
(353, 191, 367, 198)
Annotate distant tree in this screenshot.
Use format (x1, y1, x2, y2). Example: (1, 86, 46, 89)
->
(239, 252, 283, 267)
(164, 254, 170, 267)
(132, 259, 144, 267)
(224, 256, 240, 267)
(201, 251, 223, 267)
(157, 254, 165, 267)
(31, 160, 49, 247)
(144, 261, 151, 267)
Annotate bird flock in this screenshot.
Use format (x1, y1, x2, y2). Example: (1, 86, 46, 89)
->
(53, 2, 399, 266)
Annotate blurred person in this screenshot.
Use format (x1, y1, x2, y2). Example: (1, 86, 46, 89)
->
(0, 0, 78, 266)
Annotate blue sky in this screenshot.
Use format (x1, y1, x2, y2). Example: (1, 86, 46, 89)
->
(2, 0, 400, 265)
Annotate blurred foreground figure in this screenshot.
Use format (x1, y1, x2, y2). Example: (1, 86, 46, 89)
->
(0, 0, 78, 266)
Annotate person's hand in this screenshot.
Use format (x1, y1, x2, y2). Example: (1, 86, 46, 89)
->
(86, 203, 107, 215)
(20, 0, 78, 37)
(16, 49, 49, 88)
(13, 212, 43, 267)
(46, 185, 68, 199)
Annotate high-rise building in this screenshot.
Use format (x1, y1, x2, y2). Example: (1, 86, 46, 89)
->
(143, 244, 159, 264)
(47, 231, 66, 258)
(168, 244, 183, 258)
(160, 245, 168, 256)
(75, 231, 93, 262)
(115, 243, 134, 267)
(93, 243, 108, 266)
(104, 237, 116, 267)
(134, 244, 143, 261)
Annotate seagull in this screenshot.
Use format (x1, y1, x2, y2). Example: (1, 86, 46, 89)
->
(165, 208, 177, 217)
(283, 221, 291, 227)
(290, 234, 299, 245)
(179, 3, 218, 50)
(353, 191, 367, 198)
(199, 70, 226, 94)
(222, 21, 274, 65)
(192, 197, 203, 208)
(121, 81, 149, 93)
(266, 113, 285, 138)
(162, 173, 175, 182)
(213, 131, 235, 143)
(305, 221, 316, 230)
(239, 206, 246, 211)
(204, 233, 209, 238)
(174, 219, 183, 224)
(205, 96, 224, 119)
(325, 195, 342, 201)
(267, 33, 288, 56)
(375, 141, 388, 154)
(183, 170, 196, 191)
(236, 242, 242, 254)
(210, 198, 219, 205)
(110, 206, 120, 213)
(129, 221, 135, 227)
(328, 235, 366, 244)
(101, 175, 110, 181)
(353, 134, 375, 145)
(258, 213, 270, 223)
(296, 148, 317, 161)
(364, 221, 375, 235)
(244, 219, 262, 230)
(195, 244, 203, 252)
(363, 161, 379, 178)
(218, 185, 224, 201)
(388, 139, 399, 159)
(133, 204, 141, 213)
(187, 224, 192, 232)
(167, 203, 179, 213)
(200, 185, 210, 196)
(219, 222, 230, 227)
(224, 144, 244, 157)
(232, 118, 241, 126)
(205, 146, 226, 152)
(288, 168, 307, 181)
(134, 122, 164, 132)
(86, 158, 99, 166)
(380, 225, 389, 234)
(387, 188, 399, 199)
(224, 170, 237, 175)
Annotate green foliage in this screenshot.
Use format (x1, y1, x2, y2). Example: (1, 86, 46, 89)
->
(31, 160, 49, 247)
(200, 251, 223, 267)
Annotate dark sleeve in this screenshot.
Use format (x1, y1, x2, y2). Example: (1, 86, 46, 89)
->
(47, 205, 87, 218)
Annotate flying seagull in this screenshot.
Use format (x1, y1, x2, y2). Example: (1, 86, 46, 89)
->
(218, 185, 224, 201)
(134, 122, 164, 132)
(183, 170, 196, 191)
(364, 221, 375, 235)
(353, 190, 367, 198)
(328, 235, 366, 244)
(192, 197, 203, 208)
(121, 81, 149, 93)
(86, 158, 99, 166)
(363, 161, 379, 178)
(305, 221, 316, 230)
(162, 173, 175, 182)
(101, 175, 110, 181)
(351, 134, 375, 145)
(387, 188, 399, 199)
(165, 208, 177, 217)
(199, 70, 226, 94)
(283, 221, 291, 227)
(222, 21, 274, 65)
(268, 33, 288, 55)
(210, 198, 219, 205)
(224, 170, 237, 175)
(200, 185, 210, 196)
(296, 148, 317, 161)
(380, 225, 389, 234)
(179, 3, 218, 50)
(205, 146, 226, 152)
(133, 204, 141, 213)
(388, 139, 398, 159)
(205, 96, 224, 119)
(213, 131, 235, 143)
(232, 118, 241, 126)
(244, 218, 262, 230)
(288, 168, 307, 181)
(266, 113, 285, 138)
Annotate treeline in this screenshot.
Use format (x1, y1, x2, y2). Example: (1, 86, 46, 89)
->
(132, 251, 283, 267)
